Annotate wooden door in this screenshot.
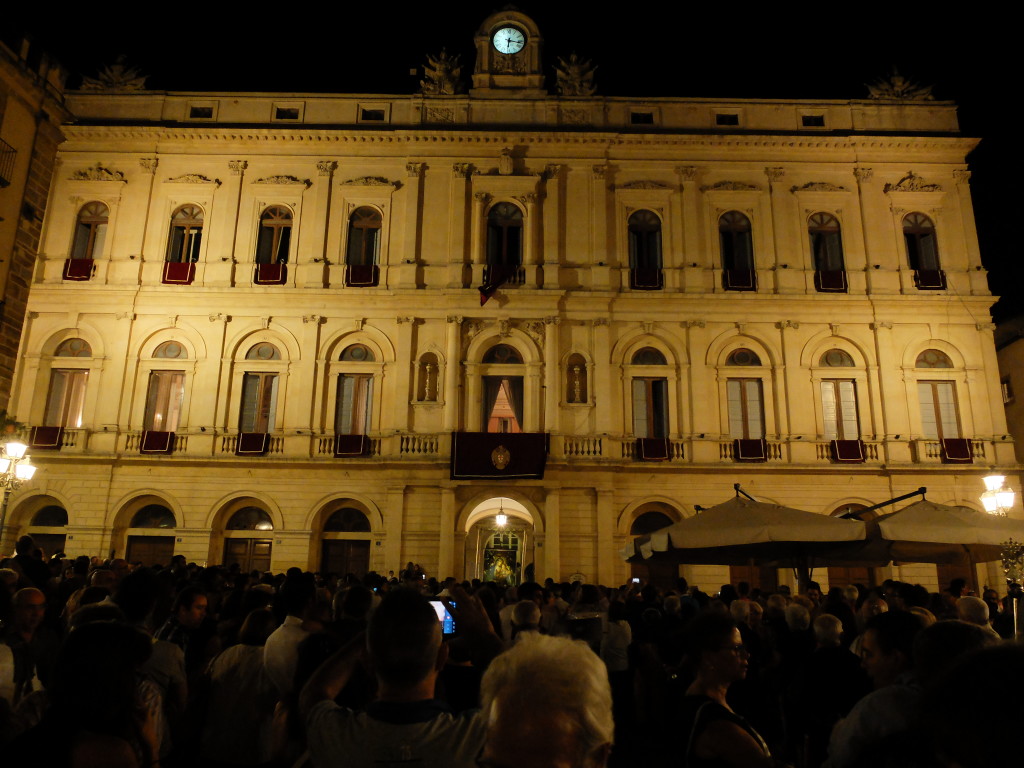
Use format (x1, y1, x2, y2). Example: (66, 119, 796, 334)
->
(223, 539, 273, 573)
(321, 540, 370, 577)
(127, 535, 175, 567)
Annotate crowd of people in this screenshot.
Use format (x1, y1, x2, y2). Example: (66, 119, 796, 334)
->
(1, 532, 1021, 768)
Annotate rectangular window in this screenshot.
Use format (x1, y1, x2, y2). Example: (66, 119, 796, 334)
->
(802, 114, 826, 127)
(240, 373, 279, 433)
(483, 376, 524, 434)
(821, 379, 859, 440)
(630, 111, 654, 125)
(727, 379, 764, 439)
(360, 108, 385, 122)
(918, 381, 959, 440)
(188, 105, 214, 119)
(716, 113, 739, 126)
(45, 370, 88, 428)
(632, 378, 668, 438)
(144, 371, 185, 432)
(336, 374, 373, 435)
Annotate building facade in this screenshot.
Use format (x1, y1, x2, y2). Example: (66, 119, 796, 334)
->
(4, 11, 1016, 591)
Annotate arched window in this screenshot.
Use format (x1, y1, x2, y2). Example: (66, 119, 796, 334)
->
(630, 510, 673, 536)
(166, 205, 203, 263)
(566, 353, 588, 404)
(486, 203, 523, 269)
(916, 349, 953, 368)
(335, 345, 378, 444)
(725, 348, 762, 366)
(240, 343, 282, 436)
(630, 347, 668, 438)
(819, 349, 855, 367)
(255, 206, 292, 265)
(324, 507, 371, 533)
(903, 213, 945, 289)
(719, 211, 756, 291)
(70, 202, 108, 260)
(345, 207, 382, 286)
(417, 353, 439, 402)
(130, 504, 176, 528)
(153, 341, 187, 359)
(227, 506, 274, 531)
(44, 338, 92, 430)
(628, 209, 663, 289)
(809, 213, 847, 292)
(32, 505, 68, 527)
(482, 344, 524, 433)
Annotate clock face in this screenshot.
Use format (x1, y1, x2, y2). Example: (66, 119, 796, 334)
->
(492, 27, 526, 55)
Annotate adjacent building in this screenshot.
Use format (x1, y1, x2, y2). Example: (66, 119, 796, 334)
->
(3, 11, 1015, 592)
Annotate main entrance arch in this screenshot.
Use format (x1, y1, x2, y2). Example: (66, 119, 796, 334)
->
(463, 497, 535, 586)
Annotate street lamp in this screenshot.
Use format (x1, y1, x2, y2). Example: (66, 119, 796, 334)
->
(0, 441, 37, 550)
(980, 474, 1015, 516)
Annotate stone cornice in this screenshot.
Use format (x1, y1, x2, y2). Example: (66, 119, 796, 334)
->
(59, 124, 979, 155)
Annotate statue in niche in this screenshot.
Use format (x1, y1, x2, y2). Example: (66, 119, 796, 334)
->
(866, 68, 933, 100)
(81, 55, 148, 91)
(554, 54, 597, 97)
(420, 49, 464, 95)
(498, 148, 514, 176)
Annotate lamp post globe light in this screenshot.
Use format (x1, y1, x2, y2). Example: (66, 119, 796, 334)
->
(0, 441, 37, 551)
(980, 474, 1015, 516)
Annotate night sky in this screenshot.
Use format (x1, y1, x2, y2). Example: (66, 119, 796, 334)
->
(15, 4, 1011, 317)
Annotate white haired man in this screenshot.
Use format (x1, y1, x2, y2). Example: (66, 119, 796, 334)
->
(477, 633, 613, 768)
(956, 596, 1001, 640)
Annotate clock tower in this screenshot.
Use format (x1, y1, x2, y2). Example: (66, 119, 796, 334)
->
(471, 9, 546, 98)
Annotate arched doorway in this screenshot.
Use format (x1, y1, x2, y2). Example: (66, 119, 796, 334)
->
(464, 497, 534, 586)
(222, 506, 274, 573)
(125, 503, 177, 566)
(27, 504, 69, 558)
(320, 506, 372, 577)
(629, 508, 678, 589)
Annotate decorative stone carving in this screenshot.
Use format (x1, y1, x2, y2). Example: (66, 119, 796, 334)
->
(562, 108, 589, 125)
(676, 166, 699, 181)
(543, 316, 560, 326)
(316, 160, 337, 176)
(701, 180, 760, 192)
(396, 316, 414, 324)
(138, 158, 158, 174)
(464, 319, 484, 339)
(446, 315, 464, 325)
(406, 162, 425, 178)
(208, 313, 228, 323)
(166, 174, 221, 186)
(426, 107, 456, 123)
(513, 193, 537, 205)
(543, 164, 562, 180)
(80, 55, 147, 91)
(554, 53, 597, 97)
(228, 160, 247, 175)
(498, 319, 511, 337)
(830, 323, 841, 335)
(976, 322, 997, 332)
(260, 317, 271, 329)
(115, 311, 135, 321)
(452, 163, 472, 178)
(474, 192, 492, 204)
(341, 176, 396, 187)
(765, 167, 785, 182)
(791, 181, 847, 193)
(686, 320, 706, 328)
(494, 55, 526, 74)
(592, 165, 607, 179)
(954, 170, 972, 184)
(871, 321, 893, 330)
(70, 164, 126, 182)
(498, 148, 515, 175)
(302, 315, 324, 324)
(420, 50, 464, 95)
(866, 69, 934, 101)
(524, 321, 544, 342)
(776, 320, 800, 330)
(254, 175, 312, 188)
(641, 321, 654, 334)
(592, 318, 609, 326)
(619, 180, 671, 190)
(884, 171, 942, 193)
(854, 168, 874, 183)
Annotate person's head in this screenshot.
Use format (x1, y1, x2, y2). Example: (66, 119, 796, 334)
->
(747, 599, 763, 625)
(956, 596, 990, 626)
(279, 573, 316, 618)
(804, 580, 822, 604)
(171, 585, 208, 629)
(14, 535, 35, 557)
(765, 593, 787, 618)
(729, 598, 750, 625)
(813, 613, 843, 647)
(913, 619, 994, 685)
(238, 607, 279, 646)
(88, 568, 116, 591)
(479, 634, 613, 768)
(684, 611, 748, 684)
(784, 603, 810, 632)
(366, 589, 443, 690)
(860, 610, 923, 688)
(13, 587, 46, 634)
(511, 599, 541, 630)
(842, 584, 860, 604)
(113, 566, 160, 625)
(334, 584, 373, 621)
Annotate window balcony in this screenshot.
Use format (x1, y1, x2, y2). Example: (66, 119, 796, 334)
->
(0, 137, 15, 188)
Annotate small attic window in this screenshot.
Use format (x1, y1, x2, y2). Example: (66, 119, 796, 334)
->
(275, 107, 300, 120)
(715, 113, 739, 126)
(630, 111, 654, 125)
(188, 105, 214, 119)
(360, 108, 385, 121)
(802, 114, 826, 127)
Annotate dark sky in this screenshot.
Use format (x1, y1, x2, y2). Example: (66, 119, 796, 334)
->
(17, 4, 1011, 317)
